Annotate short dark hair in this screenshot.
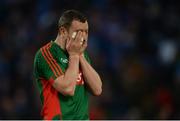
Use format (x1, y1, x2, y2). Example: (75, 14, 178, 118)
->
(58, 9, 87, 30)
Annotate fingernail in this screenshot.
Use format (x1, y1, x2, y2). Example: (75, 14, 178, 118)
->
(72, 32, 77, 38)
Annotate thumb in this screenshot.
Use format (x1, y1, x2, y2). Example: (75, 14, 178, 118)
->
(66, 37, 71, 49)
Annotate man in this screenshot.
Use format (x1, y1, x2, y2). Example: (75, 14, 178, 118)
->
(33, 9, 102, 120)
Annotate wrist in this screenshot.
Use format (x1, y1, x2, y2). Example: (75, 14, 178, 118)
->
(80, 53, 84, 57)
(79, 54, 86, 63)
(69, 54, 79, 65)
(69, 54, 79, 58)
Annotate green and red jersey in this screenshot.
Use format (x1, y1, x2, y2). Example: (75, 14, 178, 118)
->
(33, 41, 91, 120)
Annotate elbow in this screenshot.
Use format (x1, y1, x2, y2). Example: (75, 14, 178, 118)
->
(93, 77, 102, 96)
(93, 86, 102, 96)
(62, 87, 75, 96)
(63, 80, 76, 96)
(63, 84, 75, 96)
(57, 83, 75, 96)
(54, 76, 76, 96)
(65, 89, 75, 96)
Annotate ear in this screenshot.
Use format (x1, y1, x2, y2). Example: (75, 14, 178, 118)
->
(59, 27, 67, 35)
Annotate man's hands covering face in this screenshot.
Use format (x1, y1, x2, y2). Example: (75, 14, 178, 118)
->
(66, 31, 87, 56)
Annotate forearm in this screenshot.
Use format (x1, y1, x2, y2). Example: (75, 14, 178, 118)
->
(79, 55, 102, 96)
(63, 55, 79, 89)
(54, 55, 79, 96)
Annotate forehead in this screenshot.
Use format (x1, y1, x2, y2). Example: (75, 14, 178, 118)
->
(70, 20, 88, 31)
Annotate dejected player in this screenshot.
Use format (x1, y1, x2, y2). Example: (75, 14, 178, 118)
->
(33, 9, 102, 120)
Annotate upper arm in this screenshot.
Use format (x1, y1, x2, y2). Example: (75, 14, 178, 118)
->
(34, 49, 74, 96)
(34, 49, 63, 87)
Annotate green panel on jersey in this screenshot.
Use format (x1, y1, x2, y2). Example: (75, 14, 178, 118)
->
(34, 49, 57, 80)
(50, 41, 90, 120)
(34, 50, 44, 104)
(52, 114, 61, 120)
(34, 41, 92, 120)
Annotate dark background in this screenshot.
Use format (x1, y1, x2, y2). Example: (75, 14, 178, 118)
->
(0, 0, 180, 119)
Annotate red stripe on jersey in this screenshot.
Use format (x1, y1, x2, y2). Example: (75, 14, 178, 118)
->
(46, 44, 63, 75)
(40, 78, 62, 120)
(41, 43, 59, 78)
(44, 43, 61, 76)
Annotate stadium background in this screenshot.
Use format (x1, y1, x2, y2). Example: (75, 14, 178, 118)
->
(0, 0, 180, 119)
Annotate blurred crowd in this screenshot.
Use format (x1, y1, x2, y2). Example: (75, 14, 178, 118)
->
(0, 0, 180, 119)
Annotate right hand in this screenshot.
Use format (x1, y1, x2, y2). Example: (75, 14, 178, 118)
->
(66, 31, 83, 56)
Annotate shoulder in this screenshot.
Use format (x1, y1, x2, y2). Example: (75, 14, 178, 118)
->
(35, 42, 52, 58)
(34, 42, 52, 64)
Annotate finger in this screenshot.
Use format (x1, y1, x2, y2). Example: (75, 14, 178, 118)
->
(80, 40, 87, 52)
(81, 32, 87, 45)
(75, 31, 82, 43)
(72, 32, 77, 39)
(80, 37, 84, 45)
(82, 41, 87, 49)
(83, 38, 87, 45)
(73, 31, 79, 43)
(66, 37, 72, 49)
(81, 38, 87, 47)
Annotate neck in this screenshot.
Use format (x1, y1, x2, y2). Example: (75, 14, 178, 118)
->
(54, 34, 66, 50)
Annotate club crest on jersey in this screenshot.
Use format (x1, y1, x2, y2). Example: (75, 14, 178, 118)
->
(60, 58, 68, 63)
(76, 72, 84, 85)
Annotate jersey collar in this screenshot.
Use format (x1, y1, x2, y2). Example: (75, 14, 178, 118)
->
(51, 40, 68, 56)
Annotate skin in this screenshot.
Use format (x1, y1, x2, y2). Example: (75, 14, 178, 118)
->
(53, 20, 102, 96)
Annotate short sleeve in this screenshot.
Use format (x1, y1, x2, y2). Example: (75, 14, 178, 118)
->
(34, 49, 62, 84)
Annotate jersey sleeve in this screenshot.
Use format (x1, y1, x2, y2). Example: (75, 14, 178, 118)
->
(34, 49, 62, 84)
